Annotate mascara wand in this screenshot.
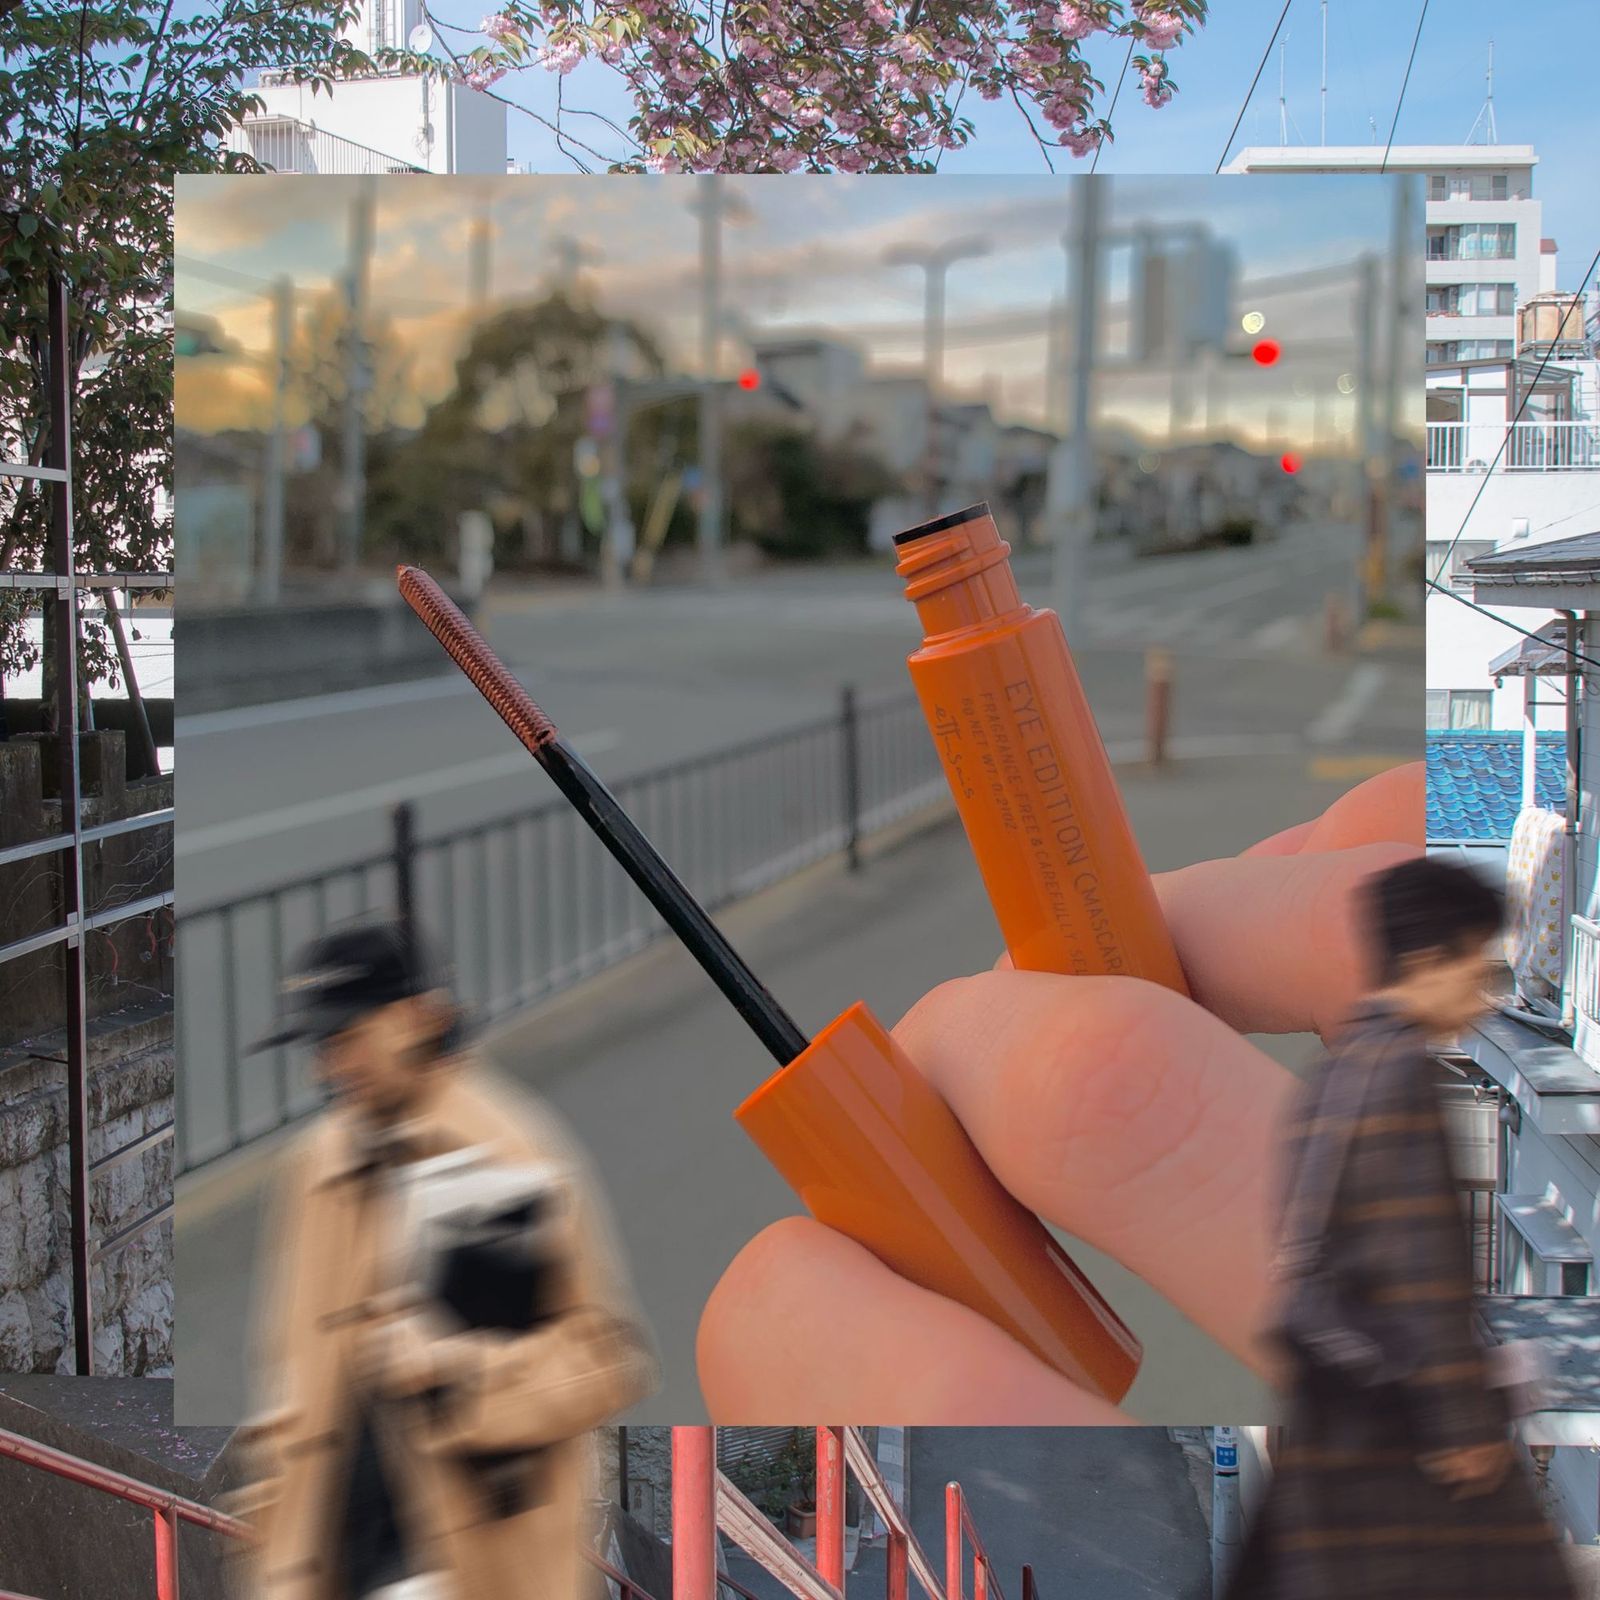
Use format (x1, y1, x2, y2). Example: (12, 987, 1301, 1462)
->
(397, 563, 1143, 1403)
(397, 565, 808, 1066)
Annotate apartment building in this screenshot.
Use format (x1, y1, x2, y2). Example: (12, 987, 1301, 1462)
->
(1225, 143, 1542, 368)
(225, 0, 506, 175)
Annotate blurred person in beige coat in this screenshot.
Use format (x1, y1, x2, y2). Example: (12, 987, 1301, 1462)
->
(224, 917, 659, 1600)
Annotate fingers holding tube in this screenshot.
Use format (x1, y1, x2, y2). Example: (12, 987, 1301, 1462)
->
(698, 1216, 1131, 1424)
(892, 970, 1291, 1372)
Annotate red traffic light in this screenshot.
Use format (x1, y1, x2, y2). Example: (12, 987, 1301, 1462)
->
(737, 368, 761, 391)
(1252, 339, 1281, 367)
(1280, 451, 1302, 474)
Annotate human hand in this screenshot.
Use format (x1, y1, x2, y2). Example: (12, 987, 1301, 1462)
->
(697, 762, 1422, 1422)
(1419, 1441, 1514, 1500)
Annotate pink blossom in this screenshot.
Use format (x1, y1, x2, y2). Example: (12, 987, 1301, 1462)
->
(1054, 3, 1099, 40)
(977, 80, 1003, 100)
(769, 147, 805, 172)
(479, 12, 520, 43)
(1139, 8, 1184, 49)
(866, 0, 896, 21)
(835, 147, 870, 172)
(542, 35, 584, 72)
(1139, 61, 1173, 107)
(645, 151, 682, 174)
(1062, 124, 1101, 157)
(894, 33, 924, 61)
(794, 104, 825, 127)
(464, 64, 508, 90)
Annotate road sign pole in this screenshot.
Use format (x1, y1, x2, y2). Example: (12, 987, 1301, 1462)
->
(1212, 1425, 1241, 1597)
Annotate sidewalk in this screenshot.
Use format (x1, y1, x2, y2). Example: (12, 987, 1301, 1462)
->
(177, 746, 1405, 1425)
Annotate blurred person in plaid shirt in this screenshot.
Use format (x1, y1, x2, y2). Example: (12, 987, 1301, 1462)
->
(1227, 857, 1575, 1600)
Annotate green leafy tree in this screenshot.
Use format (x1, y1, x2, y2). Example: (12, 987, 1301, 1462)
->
(372, 292, 667, 567)
(725, 417, 897, 560)
(0, 1, 369, 700)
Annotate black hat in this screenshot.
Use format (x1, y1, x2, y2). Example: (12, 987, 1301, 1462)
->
(248, 916, 441, 1053)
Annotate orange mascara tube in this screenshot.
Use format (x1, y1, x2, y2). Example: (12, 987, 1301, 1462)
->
(895, 503, 1188, 992)
(399, 565, 1142, 1401)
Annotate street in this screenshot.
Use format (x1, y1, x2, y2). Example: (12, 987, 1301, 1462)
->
(175, 521, 1418, 1424)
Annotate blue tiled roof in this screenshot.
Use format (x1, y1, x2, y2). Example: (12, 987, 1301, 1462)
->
(1427, 730, 1567, 841)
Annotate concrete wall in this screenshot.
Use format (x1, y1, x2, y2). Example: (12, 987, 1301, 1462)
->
(175, 598, 471, 712)
(0, 1004, 174, 1375)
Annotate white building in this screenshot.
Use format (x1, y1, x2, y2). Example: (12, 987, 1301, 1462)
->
(1225, 143, 1543, 369)
(227, 0, 506, 175)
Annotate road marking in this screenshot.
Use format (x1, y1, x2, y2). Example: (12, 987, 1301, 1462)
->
(176, 673, 475, 738)
(1308, 753, 1412, 781)
(175, 730, 620, 857)
(1305, 663, 1386, 746)
(1251, 616, 1303, 650)
(1103, 732, 1304, 762)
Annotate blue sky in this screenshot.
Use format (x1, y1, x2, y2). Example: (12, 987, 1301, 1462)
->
(448, 0, 1596, 292)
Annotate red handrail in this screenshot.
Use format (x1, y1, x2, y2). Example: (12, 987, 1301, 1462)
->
(947, 1479, 1008, 1600)
(0, 1425, 251, 1600)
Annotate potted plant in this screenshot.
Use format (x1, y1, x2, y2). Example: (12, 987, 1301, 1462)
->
(785, 1496, 817, 1539)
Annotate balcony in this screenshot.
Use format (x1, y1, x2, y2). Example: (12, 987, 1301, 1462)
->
(231, 114, 423, 176)
(1426, 421, 1600, 473)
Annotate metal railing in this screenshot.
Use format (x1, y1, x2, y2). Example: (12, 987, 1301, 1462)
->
(1, 272, 176, 1374)
(0, 1426, 250, 1600)
(674, 1426, 1029, 1600)
(175, 686, 948, 1172)
(1426, 421, 1600, 473)
(1570, 915, 1600, 1046)
(233, 114, 424, 175)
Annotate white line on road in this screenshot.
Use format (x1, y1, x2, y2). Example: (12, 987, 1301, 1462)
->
(175, 730, 620, 857)
(1103, 731, 1304, 762)
(1305, 663, 1386, 746)
(176, 673, 475, 738)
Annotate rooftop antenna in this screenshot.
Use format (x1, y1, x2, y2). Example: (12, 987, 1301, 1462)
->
(1368, 114, 1377, 144)
(1278, 36, 1289, 145)
(1320, 0, 1328, 145)
(1466, 40, 1499, 144)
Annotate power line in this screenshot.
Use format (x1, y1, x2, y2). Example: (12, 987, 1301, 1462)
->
(1215, 0, 1294, 174)
(1434, 236, 1600, 575)
(1380, 0, 1429, 172)
(1091, 34, 1136, 176)
(1427, 582, 1600, 676)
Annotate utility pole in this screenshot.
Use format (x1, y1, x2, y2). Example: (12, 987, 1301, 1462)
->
(1374, 175, 1414, 610)
(1354, 251, 1379, 616)
(339, 179, 374, 573)
(886, 235, 990, 517)
(259, 274, 293, 604)
(694, 177, 726, 585)
(1047, 178, 1104, 642)
(469, 202, 492, 309)
(1212, 1426, 1241, 1596)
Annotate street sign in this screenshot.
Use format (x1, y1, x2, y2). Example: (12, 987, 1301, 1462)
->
(1214, 1425, 1239, 1475)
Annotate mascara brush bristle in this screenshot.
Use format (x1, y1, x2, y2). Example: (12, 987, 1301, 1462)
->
(397, 565, 558, 753)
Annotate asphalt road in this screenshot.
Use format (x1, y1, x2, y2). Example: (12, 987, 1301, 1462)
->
(173, 522, 1384, 907)
(725, 1429, 1210, 1600)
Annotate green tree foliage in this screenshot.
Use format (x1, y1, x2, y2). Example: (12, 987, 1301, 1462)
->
(368, 292, 667, 566)
(725, 417, 897, 560)
(0, 1, 368, 692)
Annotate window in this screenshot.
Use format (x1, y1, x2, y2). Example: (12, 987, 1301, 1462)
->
(1424, 688, 1493, 730)
(1429, 283, 1518, 318)
(1492, 173, 1508, 201)
(1428, 224, 1516, 261)
(1429, 173, 1447, 201)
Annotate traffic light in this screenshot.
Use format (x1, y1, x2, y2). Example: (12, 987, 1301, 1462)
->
(736, 368, 761, 391)
(1280, 451, 1302, 474)
(1251, 338, 1282, 367)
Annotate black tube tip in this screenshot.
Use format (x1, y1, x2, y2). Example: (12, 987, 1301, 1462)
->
(891, 502, 993, 546)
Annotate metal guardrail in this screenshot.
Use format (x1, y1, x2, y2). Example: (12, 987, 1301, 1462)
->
(1426, 421, 1600, 473)
(0, 1425, 250, 1600)
(233, 114, 424, 175)
(175, 686, 948, 1172)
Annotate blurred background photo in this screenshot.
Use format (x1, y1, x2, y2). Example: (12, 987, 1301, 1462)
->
(172, 171, 1424, 1424)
